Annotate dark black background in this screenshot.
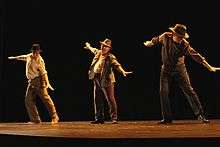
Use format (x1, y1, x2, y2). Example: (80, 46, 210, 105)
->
(1, 0, 220, 122)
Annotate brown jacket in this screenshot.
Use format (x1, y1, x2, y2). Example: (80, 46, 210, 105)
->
(88, 49, 121, 87)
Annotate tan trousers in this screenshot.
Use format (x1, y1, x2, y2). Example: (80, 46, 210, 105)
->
(25, 77, 58, 123)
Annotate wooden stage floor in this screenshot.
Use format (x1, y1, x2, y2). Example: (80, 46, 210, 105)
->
(1, 120, 220, 146)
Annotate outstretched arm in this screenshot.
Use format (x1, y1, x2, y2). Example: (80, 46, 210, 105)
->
(202, 60, 216, 72)
(117, 66, 133, 77)
(111, 55, 133, 77)
(8, 54, 29, 61)
(187, 46, 216, 72)
(83, 42, 99, 54)
(143, 32, 166, 47)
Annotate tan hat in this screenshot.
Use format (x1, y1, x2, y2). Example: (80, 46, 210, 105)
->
(100, 38, 112, 48)
(169, 24, 189, 38)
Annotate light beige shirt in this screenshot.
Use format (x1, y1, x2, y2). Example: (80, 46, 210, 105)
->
(15, 53, 47, 80)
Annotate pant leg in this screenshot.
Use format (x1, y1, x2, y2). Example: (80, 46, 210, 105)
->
(93, 79, 105, 121)
(102, 84, 117, 121)
(160, 68, 173, 120)
(178, 68, 204, 116)
(25, 84, 41, 123)
(37, 87, 59, 120)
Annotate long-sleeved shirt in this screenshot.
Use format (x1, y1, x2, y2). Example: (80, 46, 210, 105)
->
(151, 32, 206, 72)
(14, 53, 47, 80)
(87, 47, 121, 87)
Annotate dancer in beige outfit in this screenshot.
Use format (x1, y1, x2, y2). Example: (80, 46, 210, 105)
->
(8, 43, 59, 124)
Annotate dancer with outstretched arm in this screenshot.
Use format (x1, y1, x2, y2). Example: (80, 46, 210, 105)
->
(8, 42, 59, 124)
(143, 24, 218, 124)
(84, 38, 132, 124)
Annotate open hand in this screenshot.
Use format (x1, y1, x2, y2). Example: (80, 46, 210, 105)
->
(47, 83, 54, 91)
(84, 42, 91, 50)
(122, 71, 133, 77)
(143, 41, 153, 47)
(8, 56, 16, 60)
(211, 67, 220, 72)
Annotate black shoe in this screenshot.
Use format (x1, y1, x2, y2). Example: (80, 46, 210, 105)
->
(90, 120, 104, 124)
(158, 119, 172, 124)
(197, 114, 210, 124)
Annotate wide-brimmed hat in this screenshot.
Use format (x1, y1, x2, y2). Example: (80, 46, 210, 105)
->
(169, 24, 189, 38)
(30, 43, 42, 52)
(99, 38, 112, 48)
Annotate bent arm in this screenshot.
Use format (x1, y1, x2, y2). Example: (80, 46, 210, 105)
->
(40, 73, 54, 90)
(38, 59, 54, 90)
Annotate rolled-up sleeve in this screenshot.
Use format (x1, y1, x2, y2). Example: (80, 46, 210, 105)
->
(90, 47, 99, 55)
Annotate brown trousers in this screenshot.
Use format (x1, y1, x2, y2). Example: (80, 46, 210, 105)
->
(25, 77, 58, 123)
(93, 76, 118, 121)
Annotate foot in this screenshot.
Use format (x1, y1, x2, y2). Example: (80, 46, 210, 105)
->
(90, 120, 104, 124)
(157, 119, 172, 124)
(197, 114, 210, 124)
(112, 120, 118, 124)
(26, 121, 41, 124)
(51, 116, 59, 124)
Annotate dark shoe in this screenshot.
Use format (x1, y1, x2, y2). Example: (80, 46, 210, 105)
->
(197, 114, 210, 124)
(158, 119, 172, 124)
(90, 120, 104, 124)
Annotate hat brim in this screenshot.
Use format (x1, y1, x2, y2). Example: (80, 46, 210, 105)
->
(31, 49, 42, 52)
(100, 41, 112, 48)
(169, 27, 189, 38)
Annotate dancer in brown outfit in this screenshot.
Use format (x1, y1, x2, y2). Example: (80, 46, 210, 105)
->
(144, 24, 217, 124)
(84, 38, 132, 124)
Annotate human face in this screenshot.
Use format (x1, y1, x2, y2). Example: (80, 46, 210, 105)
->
(32, 50, 40, 59)
(101, 45, 111, 55)
(172, 33, 184, 44)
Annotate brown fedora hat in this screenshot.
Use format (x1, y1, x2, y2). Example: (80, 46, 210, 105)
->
(99, 38, 112, 48)
(169, 24, 189, 38)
